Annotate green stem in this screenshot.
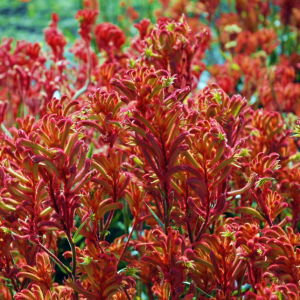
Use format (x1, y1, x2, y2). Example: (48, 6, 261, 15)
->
(117, 219, 137, 267)
(164, 193, 170, 234)
(103, 210, 114, 233)
(67, 233, 77, 277)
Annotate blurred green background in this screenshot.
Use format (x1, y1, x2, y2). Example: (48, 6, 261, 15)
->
(0, 0, 160, 44)
(0, 0, 224, 70)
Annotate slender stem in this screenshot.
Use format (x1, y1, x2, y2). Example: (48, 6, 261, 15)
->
(192, 216, 200, 237)
(247, 261, 256, 293)
(268, 69, 283, 115)
(37, 242, 71, 276)
(19, 278, 28, 291)
(147, 284, 154, 300)
(66, 233, 77, 277)
(159, 130, 170, 234)
(195, 167, 211, 242)
(164, 191, 170, 234)
(96, 220, 105, 253)
(124, 198, 130, 235)
(123, 288, 132, 300)
(223, 256, 227, 293)
(186, 221, 194, 244)
(103, 184, 117, 234)
(237, 266, 247, 299)
(195, 222, 206, 243)
(153, 193, 164, 222)
(117, 219, 137, 267)
(185, 186, 194, 244)
(99, 218, 104, 237)
(11, 278, 19, 293)
(103, 210, 114, 232)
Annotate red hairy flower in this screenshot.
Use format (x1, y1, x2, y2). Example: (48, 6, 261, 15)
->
(94, 22, 126, 54)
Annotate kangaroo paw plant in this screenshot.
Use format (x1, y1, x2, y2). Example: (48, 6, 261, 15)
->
(0, 0, 300, 299)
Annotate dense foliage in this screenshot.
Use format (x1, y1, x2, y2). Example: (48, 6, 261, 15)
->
(0, 0, 300, 299)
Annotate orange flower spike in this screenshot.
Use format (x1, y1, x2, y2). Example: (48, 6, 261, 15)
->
(16, 253, 53, 292)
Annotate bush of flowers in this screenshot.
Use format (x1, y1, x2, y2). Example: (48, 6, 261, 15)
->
(0, 0, 300, 299)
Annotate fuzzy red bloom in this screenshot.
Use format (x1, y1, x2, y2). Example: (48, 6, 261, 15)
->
(76, 8, 99, 44)
(94, 22, 126, 54)
(43, 13, 67, 61)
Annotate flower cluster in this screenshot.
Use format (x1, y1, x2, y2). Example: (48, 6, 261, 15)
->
(0, 0, 300, 299)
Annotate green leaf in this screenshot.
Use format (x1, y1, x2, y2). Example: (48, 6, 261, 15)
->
(235, 207, 265, 221)
(87, 143, 94, 159)
(73, 214, 95, 243)
(1, 123, 13, 139)
(145, 203, 165, 230)
(157, 185, 165, 198)
(183, 282, 213, 298)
